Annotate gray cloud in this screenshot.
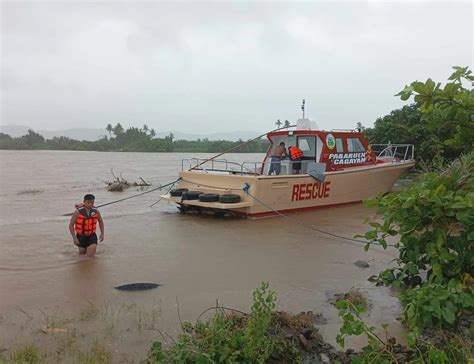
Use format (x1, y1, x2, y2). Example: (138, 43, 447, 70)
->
(1, 1, 472, 133)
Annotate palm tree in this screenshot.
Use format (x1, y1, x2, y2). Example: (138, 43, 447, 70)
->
(106, 124, 113, 139)
(356, 122, 364, 132)
(284, 120, 290, 128)
(275, 119, 282, 129)
(150, 129, 156, 138)
(143, 124, 149, 135)
(113, 123, 124, 136)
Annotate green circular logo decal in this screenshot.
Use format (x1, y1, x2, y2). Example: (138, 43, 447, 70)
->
(326, 134, 335, 149)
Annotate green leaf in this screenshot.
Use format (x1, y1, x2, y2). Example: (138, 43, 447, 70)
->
(441, 307, 456, 323)
(336, 334, 345, 347)
(365, 230, 377, 240)
(436, 234, 446, 249)
(451, 202, 466, 209)
(335, 300, 348, 309)
(413, 81, 427, 95)
(434, 184, 446, 196)
(406, 304, 416, 320)
(440, 251, 455, 261)
(432, 264, 443, 279)
(425, 78, 436, 93)
(407, 331, 417, 347)
(369, 222, 382, 229)
(364, 197, 379, 208)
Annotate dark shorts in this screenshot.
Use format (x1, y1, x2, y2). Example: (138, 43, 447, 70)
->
(292, 159, 302, 170)
(77, 233, 97, 249)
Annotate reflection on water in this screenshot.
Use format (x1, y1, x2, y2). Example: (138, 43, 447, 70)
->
(0, 151, 405, 359)
(64, 258, 106, 305)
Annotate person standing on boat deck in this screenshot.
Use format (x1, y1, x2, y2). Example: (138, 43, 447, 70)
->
(268, 141, 288, 175)
(288, 145, 304, 174)
(69, 194, 104, 257)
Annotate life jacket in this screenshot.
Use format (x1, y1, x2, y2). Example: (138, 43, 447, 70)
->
(365, 146, 376, 162)
(75, 206, 98, 236)
(289, 147, 303, 160)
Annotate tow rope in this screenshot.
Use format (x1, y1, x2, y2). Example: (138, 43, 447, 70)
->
(242, 183, 394, 247)
(173, 178, 393, 247)
(62, 178, 181, 216)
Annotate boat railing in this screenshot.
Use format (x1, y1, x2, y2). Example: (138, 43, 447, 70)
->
(371, 144, 414, 163)
(181, 158, 262, 175)
(181, 158, 319, 176)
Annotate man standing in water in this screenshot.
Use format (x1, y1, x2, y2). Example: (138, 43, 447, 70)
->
(69, 194, 104, 257)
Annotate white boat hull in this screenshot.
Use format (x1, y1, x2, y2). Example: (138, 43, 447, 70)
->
(161, 160, 415, 218)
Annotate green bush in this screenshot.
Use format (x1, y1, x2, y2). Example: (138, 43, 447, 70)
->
(362, 153, 473, 334)
(396, 66, 474, 161)
(335, 299, 470, 364)
(147, 282, 277, 364)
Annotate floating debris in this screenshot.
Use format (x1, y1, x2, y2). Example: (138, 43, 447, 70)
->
(114, 283, 161, 291)
(17, 189, 43, 195)
(40, 327, 67, 335)
(332, 289, 369, 310)
(354, 260, 370, 268)
(103, 170, 151, 192)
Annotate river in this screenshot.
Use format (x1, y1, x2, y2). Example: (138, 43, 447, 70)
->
(0, 150, 404, 361)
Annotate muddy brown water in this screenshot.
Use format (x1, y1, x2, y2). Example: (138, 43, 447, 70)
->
(0, 150, 405, 361)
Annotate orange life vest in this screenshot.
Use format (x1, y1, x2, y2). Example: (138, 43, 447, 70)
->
(365, 146, 376, 162)
(289, 147, 303, 160)
(75, 207, 98, 236)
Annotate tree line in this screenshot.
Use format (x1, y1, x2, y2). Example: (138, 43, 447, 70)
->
(1, 66, 472, 161)
(0, 124, 270, 153)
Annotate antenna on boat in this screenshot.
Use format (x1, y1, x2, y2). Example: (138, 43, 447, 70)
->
(301, 99, 305, 118)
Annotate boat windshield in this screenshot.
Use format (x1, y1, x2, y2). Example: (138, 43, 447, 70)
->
(268, 135, 297, 151)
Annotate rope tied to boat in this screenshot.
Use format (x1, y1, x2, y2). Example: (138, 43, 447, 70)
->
(242, 183, 395, 248)
(178, 178, 393, 247)
(62, 177, 182, 216)
(188, 124, 296, 172)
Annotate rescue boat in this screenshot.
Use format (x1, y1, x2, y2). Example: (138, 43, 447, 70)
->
(160, 118, 415, 218)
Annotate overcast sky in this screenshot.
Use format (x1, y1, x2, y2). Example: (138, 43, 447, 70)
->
(1, 1, 472, 133)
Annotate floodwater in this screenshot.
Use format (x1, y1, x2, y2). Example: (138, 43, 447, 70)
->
(0, 150, 405, 361)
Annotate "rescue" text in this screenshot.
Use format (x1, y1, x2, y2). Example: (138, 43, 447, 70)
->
(291, 181, 331, 201)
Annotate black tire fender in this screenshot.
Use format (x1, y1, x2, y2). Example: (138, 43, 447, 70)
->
(199, 193, 220, 202)
(219, 194, 241, 203)
(170, 188, 189, 197)
(182, 191, 202, 200)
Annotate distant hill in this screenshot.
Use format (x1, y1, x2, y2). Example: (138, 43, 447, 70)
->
(0, 125, 263, 141)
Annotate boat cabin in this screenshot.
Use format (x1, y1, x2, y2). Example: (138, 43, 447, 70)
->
(180, 118, 413, 177)
(263, 128, 375, 175)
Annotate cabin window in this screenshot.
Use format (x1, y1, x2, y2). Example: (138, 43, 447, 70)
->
(298, 139, 311, 152)
(347, 137, 365, 152)
(269, 136, 295, 154)
(336, 138, 344, 152)
(297, 136, 316, 158)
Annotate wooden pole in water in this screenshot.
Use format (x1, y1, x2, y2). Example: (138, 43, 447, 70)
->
(189, 124, 296, 171)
